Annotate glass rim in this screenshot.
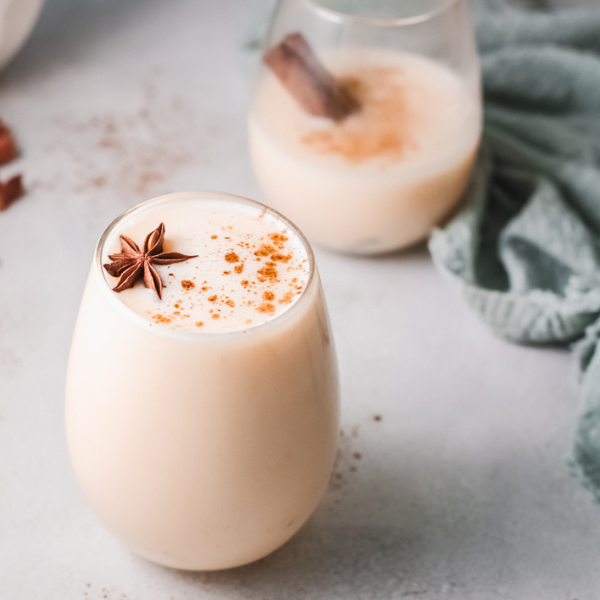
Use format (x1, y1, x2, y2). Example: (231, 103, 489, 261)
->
(303, 0, 461, 27)
(93, 191, 318, 343)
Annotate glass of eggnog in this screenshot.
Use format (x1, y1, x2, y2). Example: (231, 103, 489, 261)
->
(248, 0, 482, 255)
(65, 191, 339, 570)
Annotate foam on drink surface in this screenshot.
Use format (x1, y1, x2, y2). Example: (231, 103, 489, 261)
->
(102, 196, 311, 333)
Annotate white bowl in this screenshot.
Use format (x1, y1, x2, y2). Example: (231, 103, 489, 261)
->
(0, 0, 45, 71)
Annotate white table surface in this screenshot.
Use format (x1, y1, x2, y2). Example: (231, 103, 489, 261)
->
(1, 0, 599, 598)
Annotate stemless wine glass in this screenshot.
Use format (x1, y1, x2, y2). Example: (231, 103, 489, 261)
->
(248, 0, 482, 255)
(65, 192, 340, 571)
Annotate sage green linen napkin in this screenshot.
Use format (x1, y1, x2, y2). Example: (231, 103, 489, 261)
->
(429, 0, 600, 499)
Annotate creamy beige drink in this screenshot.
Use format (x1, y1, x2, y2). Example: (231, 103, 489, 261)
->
(65, 192, 339, 570)
(249, 48, 481, 254)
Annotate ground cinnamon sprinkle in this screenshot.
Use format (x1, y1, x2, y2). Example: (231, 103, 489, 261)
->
(136, 222, 308, 331)
(270, 253, 291, 263)
(254, 244, 276, 257)
(301, 68, 416, 164)
(269, 233, 288, 246)
(257, 302, 275, 314)
(43, 86, 194, 197)
(152, 313, 172, 324)
(257, 263, 278, 282)
(279, 290, 294, 304)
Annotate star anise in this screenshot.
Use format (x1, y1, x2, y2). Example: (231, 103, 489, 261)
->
(103, 222, 197, 299)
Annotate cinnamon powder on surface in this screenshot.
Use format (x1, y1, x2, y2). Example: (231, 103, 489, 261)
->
(142, 229, 306, 329)
(301, 68, 416, 164)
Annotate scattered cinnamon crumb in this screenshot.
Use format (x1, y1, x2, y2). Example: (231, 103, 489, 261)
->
(196, 321, 204, 327)
(257, 263, 278, 282)
(269, 232, 288, 246)
(257, 302, 275, 314)
(211, 235, 218, 239)
(263, 291, 275, 301)
(225, 299, 235, 307)
(374, 415, 382, 422)
(234, 264, 244, 274)
(153, 313, 172, 324)
(208, 295, 217, 302)
(279, 290, 294, 304)
(181, 280, 195, 290)
(225, 252, 239, 263)
(44, 96, 194, 196)
(241, 280, 249, 287)
(88, 175, 107, 188)
(271, 253, 291, 263)
(223, 271, 231, 275)
(254, 244, 276, 257)
(212, 314, 220, 319)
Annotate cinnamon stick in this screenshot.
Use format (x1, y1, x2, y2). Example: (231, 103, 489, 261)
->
(263, 32, 360, 121)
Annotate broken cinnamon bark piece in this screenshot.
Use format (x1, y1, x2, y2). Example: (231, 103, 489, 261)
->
(263, 32, 360, 121)
(0, 120, 17, 166)
(0, 175, 24, 211)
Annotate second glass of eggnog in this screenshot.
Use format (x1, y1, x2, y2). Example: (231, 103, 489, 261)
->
(65, 192, 339, 571)
(249, 0, 482, 254)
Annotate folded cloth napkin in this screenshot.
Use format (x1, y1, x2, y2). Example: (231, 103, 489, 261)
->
(429, 0, 600, 500)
